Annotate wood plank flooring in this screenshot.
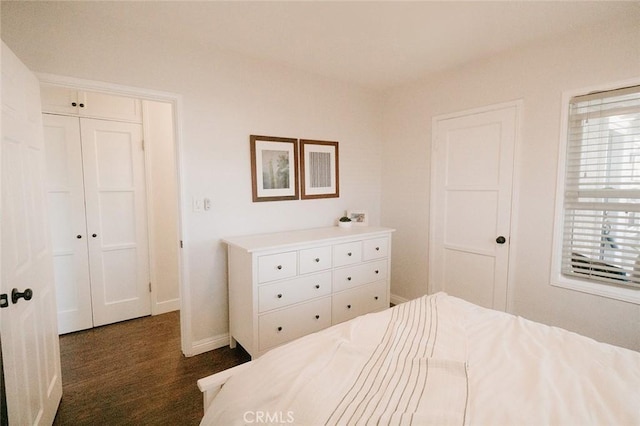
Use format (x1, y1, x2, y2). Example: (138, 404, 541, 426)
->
(53, 311, 250, 425)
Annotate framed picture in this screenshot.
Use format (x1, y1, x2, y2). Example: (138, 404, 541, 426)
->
(250, 135, 299, 202)
(300, 139, 339, 199)
(347, 210, 368, 226)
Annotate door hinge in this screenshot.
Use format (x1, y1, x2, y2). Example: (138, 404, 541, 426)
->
(180, 240, 183, 248)
(148, 282, 152, 293)
(141, 139, 145, 151)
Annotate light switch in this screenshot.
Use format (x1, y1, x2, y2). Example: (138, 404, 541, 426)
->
(193, 197, 203, 212)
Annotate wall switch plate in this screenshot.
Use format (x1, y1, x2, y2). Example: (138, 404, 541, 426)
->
(193, 197, 203, 212)
(203, 198, 211, 211)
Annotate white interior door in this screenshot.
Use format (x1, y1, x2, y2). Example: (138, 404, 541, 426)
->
(1, 42, 62, 425)
(80, 118, 150, 326)
(43, 114, 93, 334)
(430, 104, 518, 311)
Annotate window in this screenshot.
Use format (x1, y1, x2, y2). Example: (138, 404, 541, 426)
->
(553, 84, 640, 303)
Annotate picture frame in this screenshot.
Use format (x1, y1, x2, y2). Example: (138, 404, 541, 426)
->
(347, 210, 368, 226)
(250, 135, 299, 202)
(300, 139, 339, 199)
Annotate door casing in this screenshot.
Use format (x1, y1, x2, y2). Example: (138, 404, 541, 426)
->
(36, 73, 193, 355)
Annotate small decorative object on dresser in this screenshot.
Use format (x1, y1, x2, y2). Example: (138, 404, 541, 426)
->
(347, 210, 368, 226)
(222, 226, 394, 358)
(338, 215, 352, 228)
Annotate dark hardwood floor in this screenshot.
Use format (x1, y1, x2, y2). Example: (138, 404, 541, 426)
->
(53, 311, 250, 425)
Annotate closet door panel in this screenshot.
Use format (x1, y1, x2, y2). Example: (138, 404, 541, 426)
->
(42, 114, 93, 334)
(80, 118, 151, 326)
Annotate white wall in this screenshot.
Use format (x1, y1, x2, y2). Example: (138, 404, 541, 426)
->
(382, 18, 640, 351)
(143, 100, 180, 314)
(1, 6, 383, 353)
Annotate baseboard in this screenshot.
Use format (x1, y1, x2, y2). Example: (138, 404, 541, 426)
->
(390, 293, 410, 306)
(152, 298, 180, 316)
(189, 333, 230, 356)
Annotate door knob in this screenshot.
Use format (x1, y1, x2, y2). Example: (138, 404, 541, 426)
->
(496, 236, 506, 244)
(11, 288, 33, 304)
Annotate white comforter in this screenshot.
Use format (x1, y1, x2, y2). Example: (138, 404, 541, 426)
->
(202, 293, 640, 425)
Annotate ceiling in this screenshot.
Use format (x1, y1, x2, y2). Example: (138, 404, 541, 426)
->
(2, 1, 639, 91)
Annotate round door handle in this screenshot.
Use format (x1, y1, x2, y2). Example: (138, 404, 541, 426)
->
(496, 236, 506, 244)
(76, 234, 82, 239)
(11, 288, 33, 304)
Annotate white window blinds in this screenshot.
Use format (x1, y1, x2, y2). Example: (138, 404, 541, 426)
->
(561, 85, 640, 288)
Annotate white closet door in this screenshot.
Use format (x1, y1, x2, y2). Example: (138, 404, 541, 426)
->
(80, 118, 151, 326)
(43, 114, 93, 334)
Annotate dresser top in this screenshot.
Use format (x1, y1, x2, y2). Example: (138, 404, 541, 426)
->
(222, 226, 395, 252)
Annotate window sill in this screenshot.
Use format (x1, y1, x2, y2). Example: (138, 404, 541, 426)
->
(551, 276, 640, 305)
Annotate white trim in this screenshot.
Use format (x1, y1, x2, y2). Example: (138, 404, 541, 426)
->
(429, 100, 522, 311)
(36, 73, 195, 354)
(390, 293, 410, 305)
(191, 333, 232, 357)
(153, 298, 181, 316)
(550, 77, 640, 305)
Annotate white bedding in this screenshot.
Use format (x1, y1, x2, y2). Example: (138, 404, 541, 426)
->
(201, 293, 640, 425)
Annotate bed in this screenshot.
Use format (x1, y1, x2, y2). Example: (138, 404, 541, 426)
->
(198, 292, 640, 425)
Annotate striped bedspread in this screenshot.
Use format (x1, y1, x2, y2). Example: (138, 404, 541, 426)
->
(325, 295, 468, 425)
(201, 293, 640, 425)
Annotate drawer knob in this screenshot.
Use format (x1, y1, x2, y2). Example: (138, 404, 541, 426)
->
(347, 277, 352, 281)
(376, 247, 380, 251)
(375, 270, 379, 274)
(71, 102, 77, 107)
(277, 293, 283, 299)
(347, 304, 352, 309)
(277, 265, 282, 270)
(315, 285, 320, 289)
(277, 326, 283, 332)
(315, 258, 320, 262)
(347, 252, 352, 256)
(375, 296, 379, 300)
(315, 315, 320, 319)
(79, 103, 85, 108)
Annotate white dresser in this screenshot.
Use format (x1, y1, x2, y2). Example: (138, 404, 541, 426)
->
(223, 226, 394, 358)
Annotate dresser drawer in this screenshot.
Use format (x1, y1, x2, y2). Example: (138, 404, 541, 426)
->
(259, 297, 331, 351)
(258, 251, 297, 283)
(299, 245, 332, 274)
(363, 237, 389, 261)
(333, 241, 362, 267)
(332, 280, 388, 324)
(258, 272, 331, 313)
(333, 259, 388, 292)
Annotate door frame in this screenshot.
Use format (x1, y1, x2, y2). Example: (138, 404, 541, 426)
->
(37, 73, 194, 355)
(429, 100, 522, 312)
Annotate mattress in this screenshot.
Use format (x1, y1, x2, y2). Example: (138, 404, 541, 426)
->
(201, 293, 640, 425)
